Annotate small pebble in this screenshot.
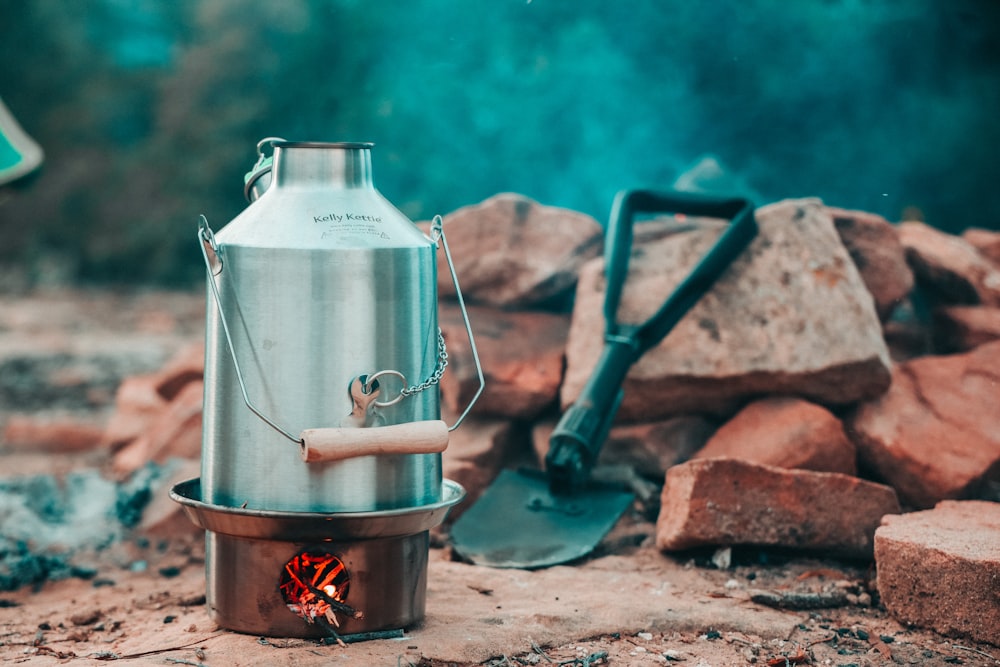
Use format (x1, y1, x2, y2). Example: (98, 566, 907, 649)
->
(637, 632, 653, 641)
(69, 609, 101, 626)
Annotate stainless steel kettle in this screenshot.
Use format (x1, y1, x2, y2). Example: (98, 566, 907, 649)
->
(198, 139, 480, 513)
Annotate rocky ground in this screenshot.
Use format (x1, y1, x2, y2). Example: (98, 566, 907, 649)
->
(1, 288, 998, 666)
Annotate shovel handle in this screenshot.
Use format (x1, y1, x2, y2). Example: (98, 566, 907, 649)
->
(546, 338, 634, 494)
(300, 420, 449, 463)
(546, 189, 757, 493)
(604, 190, 757, 353)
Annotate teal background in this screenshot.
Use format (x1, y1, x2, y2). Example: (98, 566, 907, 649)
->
(1, 1, 998, 286)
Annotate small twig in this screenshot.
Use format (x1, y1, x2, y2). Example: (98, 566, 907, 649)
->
(765, 648, 808, 666)
(806, 634, 838, 648)
(866, 634, 892, 659)
(306, 581, 363, 620)
(165, 659, 208, 667)
(951, 644, 999, 661)
(530, 638, 554, 663)
(32, 646, 77, 660)
(557, 652, 609, 667)
(750, 588, 849, 610)
(316, 616, 347, 647)
(91, 633, 225, 660)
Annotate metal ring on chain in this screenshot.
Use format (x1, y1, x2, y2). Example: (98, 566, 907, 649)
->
(364, 329, 449, 409)
(364, 370, 408, 408)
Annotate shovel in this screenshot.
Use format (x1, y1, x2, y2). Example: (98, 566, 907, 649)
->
(450, 189, 757, 569)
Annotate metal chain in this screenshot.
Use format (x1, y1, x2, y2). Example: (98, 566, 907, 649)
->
(363, 329, 449, 407)
(400, 329, 449, 397)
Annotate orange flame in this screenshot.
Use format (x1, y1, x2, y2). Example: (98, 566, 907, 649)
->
(278, 551, 354, 627)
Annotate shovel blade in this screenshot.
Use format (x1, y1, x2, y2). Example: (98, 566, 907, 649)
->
(449, 469, 634, 569)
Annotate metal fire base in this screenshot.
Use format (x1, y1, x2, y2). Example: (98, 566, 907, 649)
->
(170, 478, 464, 638)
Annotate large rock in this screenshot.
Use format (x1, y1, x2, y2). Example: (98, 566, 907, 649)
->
(961, 227, 1000, 267)
(826, 206, 913, 320)
(933, 305, 1000, 353)
(899, 221, 1000, 305)
(135, 458, 203, 539)
(432, 193, 602, 308)
(439, 304, 569, 420)
(881, 298, 934, 361)
(875, 500, 1000, 646)
(100, 373, 169, 450)
(848, 341, 1000, 509)
(2, 413, 105, 452)
(562, 198, 891, 421)
(656, 458, 900, 558)
(111, 380, 204, 476)
(691, 397, 856, 475)
(100, 342, 204, 450)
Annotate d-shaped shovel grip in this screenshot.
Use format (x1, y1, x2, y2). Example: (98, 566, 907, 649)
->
(604, 190, 757, 352)
(545, 189, 757, 494)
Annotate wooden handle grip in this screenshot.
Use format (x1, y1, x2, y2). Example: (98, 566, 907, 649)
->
(300, 420, 450, 463)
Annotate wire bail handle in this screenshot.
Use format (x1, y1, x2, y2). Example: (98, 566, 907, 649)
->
(253, 136, 284, 168)
(197, 213, 484, 444)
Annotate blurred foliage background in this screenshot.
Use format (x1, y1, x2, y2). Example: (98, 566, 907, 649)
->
(0, 0, 998, 288)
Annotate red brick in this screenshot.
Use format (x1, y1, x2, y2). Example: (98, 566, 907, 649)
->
(933, 305, 1000, 353)
(827, 206, 913, 321)
(692, 397, 856, 475)
(848, 341, 1000, 508)
(153, 341, 204, 400)
(101, 374, 167, 450)
(430, 193, 602, 308)
(136, 458, 202, 538)
(962, 227, 1000, 267)
(112, 380, 203, 475)
(875, 500, 1000, 646)
(899, 221, 1000, 305)
(439, 305, 568, 420)
(656, 458, 900, 559)
(2, 414, 105, 452)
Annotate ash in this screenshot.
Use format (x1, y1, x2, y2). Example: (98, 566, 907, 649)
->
(0, 460, 181, 591)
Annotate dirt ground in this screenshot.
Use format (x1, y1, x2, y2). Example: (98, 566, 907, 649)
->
(3, 514, 999, 666)
(1, 289, 999, 666)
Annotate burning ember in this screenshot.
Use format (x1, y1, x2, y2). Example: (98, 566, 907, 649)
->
(279, 551, 363, 633)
